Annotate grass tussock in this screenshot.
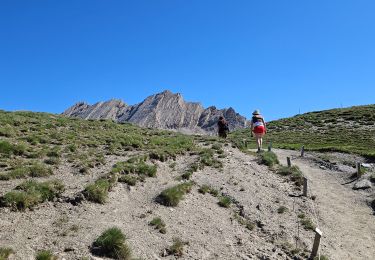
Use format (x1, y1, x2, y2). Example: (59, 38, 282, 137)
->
(199, 149, 223, 169)
(0, 247, 14, 260)
(259, 151, 279, 167)
(0, 180, 64, 210)
(0, 162, 53, 181)
(0, 140, 26, 157)
(277, 165, 304, 186)
(92, 227, 132, 260)
(35, 250, 57, 260)
(149, 217, 166, 234)
(167, 237, 188, 257)
(198, 185, 219, 197)
(298, 213, 316, 231)
(157, 182, 193, 207)
(83, 179, 111, 204)
(233, 213, 255, 231)
(277, 206, 288, 214)
(218, 195, 232, 208)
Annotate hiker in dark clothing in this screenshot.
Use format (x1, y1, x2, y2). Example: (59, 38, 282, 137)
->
(218, 116, 229, 138)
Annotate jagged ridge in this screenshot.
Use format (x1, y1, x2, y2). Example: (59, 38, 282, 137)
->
(63, 90, 248, 133)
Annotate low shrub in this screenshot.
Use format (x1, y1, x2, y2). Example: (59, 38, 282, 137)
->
(92, 227, 132, 260)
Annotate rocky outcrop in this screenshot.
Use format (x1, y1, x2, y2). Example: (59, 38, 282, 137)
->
(63, 90, 249, 133)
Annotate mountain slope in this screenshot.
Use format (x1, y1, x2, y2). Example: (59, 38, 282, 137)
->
(230, 104, 375, 159)
(63, 90, 248, 133)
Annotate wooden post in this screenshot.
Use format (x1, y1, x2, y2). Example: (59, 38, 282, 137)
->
(303, 177, 308, 197)
(287, 157, 291, 167)
(356, 162, 361, 179)
(301, 145, 305, 157)
(310, 228, 322, 258)
(268, 142, 272, 152)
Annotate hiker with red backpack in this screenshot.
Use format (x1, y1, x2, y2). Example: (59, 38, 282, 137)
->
(250, 109, 267, 153)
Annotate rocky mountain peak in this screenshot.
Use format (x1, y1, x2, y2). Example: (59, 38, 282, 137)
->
(63, 90, 249, 133)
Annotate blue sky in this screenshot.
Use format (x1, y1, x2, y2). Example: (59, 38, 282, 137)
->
(0, 0, 374, 120)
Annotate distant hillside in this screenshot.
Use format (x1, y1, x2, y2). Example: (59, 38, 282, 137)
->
(63, 90, 248, 133)
(230, 105, 375, 159)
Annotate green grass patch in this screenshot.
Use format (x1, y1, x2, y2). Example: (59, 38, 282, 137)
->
(35, 250, 57, 260)
(112, 158, 157, 177)
(118, 175, 138, 186)
(298, 214, 316, 230)
(149, 217, 166, 234)
(218, 195, 232, 208)
(0, 140, 26, 157)
(199, 149, 223, 168)
(230, 105, 375, 160)
(92, 227, 132, 260)
(157, 182, 193, 207)
(83, 179, 111, 204)
(300, 218, 315, 230)
(167, 237, 188, 257)
(233, 213, 255, 231)
(0, 162, 53, 180)
(259, 151, 279, 167)
(277, 165, 304, 186)
(0, 247, 14, 260)
(29, 163, 53, 177)
(277, 206, 288, 214)
(1, 180, 64, 210)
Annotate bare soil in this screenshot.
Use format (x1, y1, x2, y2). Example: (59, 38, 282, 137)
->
(1, 146, 374, 260)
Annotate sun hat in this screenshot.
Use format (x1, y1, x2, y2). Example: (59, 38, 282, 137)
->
(252, 109, 260, 115)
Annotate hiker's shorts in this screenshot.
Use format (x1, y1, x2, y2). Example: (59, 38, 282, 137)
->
(253, 125, 265, 134)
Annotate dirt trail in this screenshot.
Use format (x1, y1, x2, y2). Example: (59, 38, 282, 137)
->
(273, 149, 375, 260)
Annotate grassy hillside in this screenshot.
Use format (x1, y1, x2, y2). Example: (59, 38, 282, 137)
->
(0, 110, 210, 181)
(230, 105, 375, 159)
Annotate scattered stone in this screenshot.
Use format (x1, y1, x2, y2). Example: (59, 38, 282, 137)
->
(361, 163, 372, 169)
(353, 179, 372, 190)
(161, 249, 168, 257)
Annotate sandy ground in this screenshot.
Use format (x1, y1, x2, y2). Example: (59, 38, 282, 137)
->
(0, 146, 374, 260)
